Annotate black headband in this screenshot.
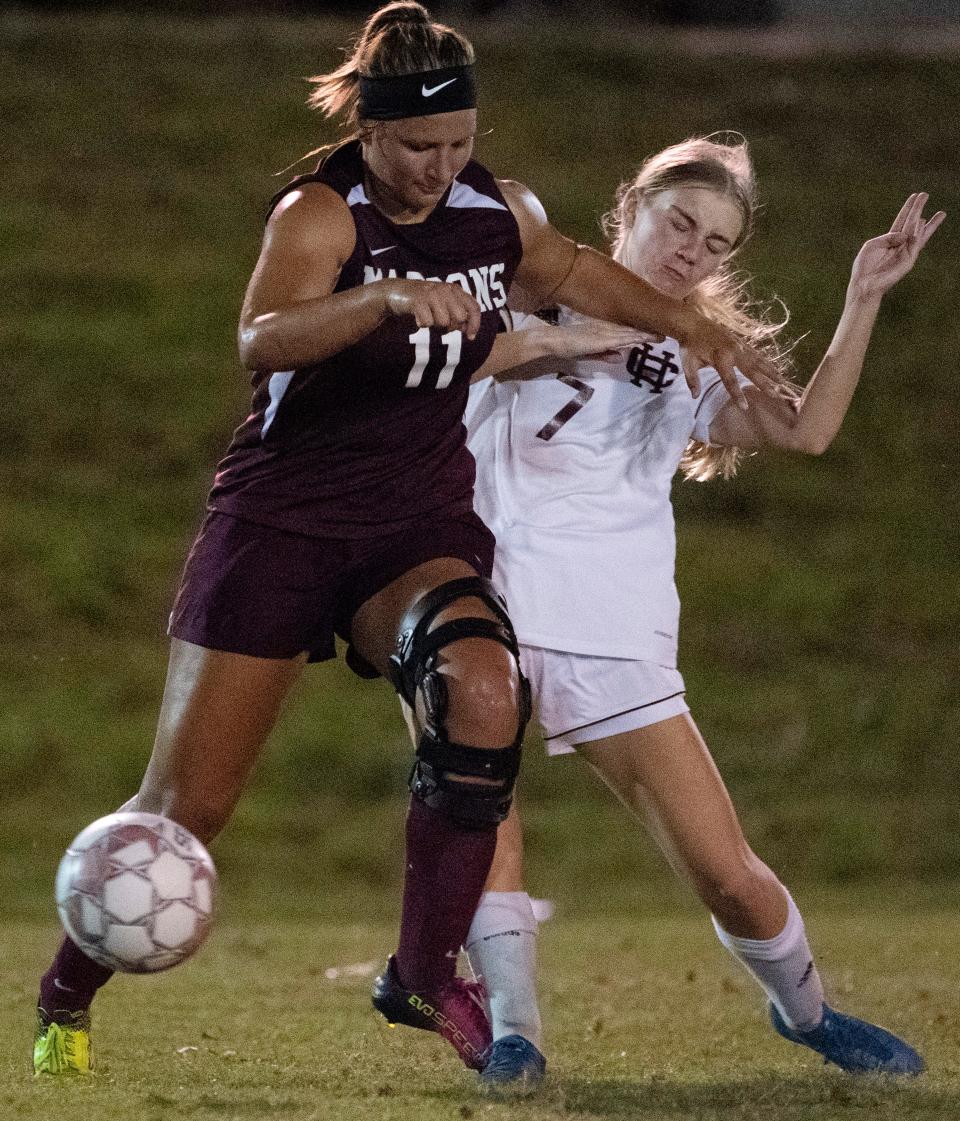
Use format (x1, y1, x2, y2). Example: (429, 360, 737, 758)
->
(358, 65, 476, 121)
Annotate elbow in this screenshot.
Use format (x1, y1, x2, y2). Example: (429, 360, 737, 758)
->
(803, 435, 833, 456)
(783, 429, 833, 456)
(772, 411, 834, 456)
(238, 320, 277, 372)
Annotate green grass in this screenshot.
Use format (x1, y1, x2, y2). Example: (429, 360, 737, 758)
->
(6, 895, 960, 1120)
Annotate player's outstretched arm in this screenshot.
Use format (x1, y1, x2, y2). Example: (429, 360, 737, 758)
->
(238, 184, 482, 371)
(498, 179, 782, 408)
(709, 192, 945, 453)
(471, 316, 651, 383)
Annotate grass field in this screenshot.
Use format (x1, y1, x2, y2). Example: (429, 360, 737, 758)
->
(6, 895, 960, 1120)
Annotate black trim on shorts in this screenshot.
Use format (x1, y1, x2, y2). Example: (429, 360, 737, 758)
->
(544, 690, 687, 742)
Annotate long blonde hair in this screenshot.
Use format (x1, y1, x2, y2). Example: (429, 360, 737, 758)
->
(307, 2, 474, 134)
(604, 134, 794, 481)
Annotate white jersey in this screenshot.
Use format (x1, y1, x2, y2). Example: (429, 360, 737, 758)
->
(466, 310, 746, 665)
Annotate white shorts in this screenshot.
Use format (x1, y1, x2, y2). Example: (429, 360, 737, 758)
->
(519, 645, 689, 756)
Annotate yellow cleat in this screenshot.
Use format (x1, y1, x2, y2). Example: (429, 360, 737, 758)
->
(34, 1010, 92, 1076)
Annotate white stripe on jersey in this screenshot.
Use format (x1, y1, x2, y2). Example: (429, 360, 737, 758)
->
(447, 179, 508, 211)
(345, 182, 370, 208)
(262, 370, 295, 438)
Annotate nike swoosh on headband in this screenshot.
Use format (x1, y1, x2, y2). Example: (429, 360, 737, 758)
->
(422, 78, 458, 97)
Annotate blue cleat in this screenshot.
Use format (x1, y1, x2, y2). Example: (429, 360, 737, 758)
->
(770, 1002, 925, 1076)
(478, 1033, 547, 1095)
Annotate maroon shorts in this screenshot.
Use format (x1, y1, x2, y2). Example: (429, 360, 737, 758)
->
(168, 510, 496, 671)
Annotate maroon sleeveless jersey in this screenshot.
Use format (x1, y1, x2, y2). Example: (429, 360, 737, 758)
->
(208, 141, 523, 538)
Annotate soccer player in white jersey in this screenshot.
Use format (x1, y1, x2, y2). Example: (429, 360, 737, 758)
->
(460, 134, 943, 1091)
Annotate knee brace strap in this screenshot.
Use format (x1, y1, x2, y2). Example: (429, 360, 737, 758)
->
(388, 576, 520, 708)
(409, 735, 522, 827)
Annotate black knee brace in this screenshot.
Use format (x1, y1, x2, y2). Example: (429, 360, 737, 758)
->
(388, 577, 531, 827)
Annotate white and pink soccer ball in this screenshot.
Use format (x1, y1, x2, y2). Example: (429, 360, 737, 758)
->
(55, 811, 217, 973)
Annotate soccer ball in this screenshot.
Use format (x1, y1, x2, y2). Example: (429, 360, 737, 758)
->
(55, 811, 217, 973)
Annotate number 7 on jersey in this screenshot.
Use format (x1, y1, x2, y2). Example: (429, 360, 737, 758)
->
(536, 374, 595, 440)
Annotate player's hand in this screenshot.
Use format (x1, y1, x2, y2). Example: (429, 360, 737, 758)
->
(677, 310, 782, 411)
(536, 316, 657, 362)
(848, 193, 945, 302)
(383, 279, 483, 340)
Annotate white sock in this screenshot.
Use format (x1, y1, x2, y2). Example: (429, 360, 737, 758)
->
(712, 892, 825, 1031)
(465, 891, 542, 1048)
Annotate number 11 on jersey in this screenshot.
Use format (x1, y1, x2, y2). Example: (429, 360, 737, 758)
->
(405, 327, 462, 389)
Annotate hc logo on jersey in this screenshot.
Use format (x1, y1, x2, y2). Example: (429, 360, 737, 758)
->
(627, 344, 679, 394)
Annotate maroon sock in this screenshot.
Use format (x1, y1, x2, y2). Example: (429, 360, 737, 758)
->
(39, 935, 114, 1020)
(394, 796, 497, 995)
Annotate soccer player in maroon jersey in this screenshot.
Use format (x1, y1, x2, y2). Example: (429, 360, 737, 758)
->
(33, 1, 780, 1079)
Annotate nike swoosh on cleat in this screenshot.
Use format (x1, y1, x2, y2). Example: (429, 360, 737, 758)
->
(370, 246, 396, 256)
(422, 78, 457, 97)
(53, 979, 78, 992)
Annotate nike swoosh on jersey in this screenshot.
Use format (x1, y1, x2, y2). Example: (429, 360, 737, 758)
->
(422, 78, 457, 97)
(370, 245, 396, 256)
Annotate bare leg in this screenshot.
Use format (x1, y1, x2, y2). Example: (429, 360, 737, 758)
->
(40, 639, 305, 1018)
(138, 639, 306, 842)
(579, 714, 786, 936)
(579, 714, 829, 1029)
(484, 799, 525, 893)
